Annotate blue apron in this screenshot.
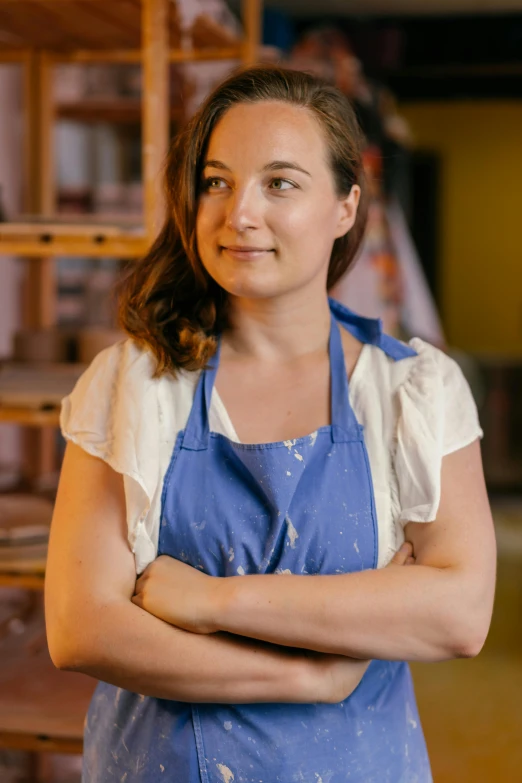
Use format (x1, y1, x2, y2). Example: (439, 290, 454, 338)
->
(83, 300, 432, 783)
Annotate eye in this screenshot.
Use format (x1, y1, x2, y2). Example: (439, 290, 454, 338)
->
(270, 178, 295, 191)
(202, 176, 228, 191)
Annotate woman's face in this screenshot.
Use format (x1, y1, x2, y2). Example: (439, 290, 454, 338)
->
(196, 100, 360, 302)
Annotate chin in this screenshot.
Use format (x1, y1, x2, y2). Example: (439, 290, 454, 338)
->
(220, 280, 285, 300)
(207, 266, 290, 300)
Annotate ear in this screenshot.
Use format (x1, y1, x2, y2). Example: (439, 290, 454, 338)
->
(334, 185, 361, 238)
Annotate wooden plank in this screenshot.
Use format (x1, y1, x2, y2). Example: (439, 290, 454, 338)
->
(0, 572, 46, 590)
(56, 98, 183, 124)
(0, 0, 143, 50)
(0, 407, 60, 426)
(0, 49, 30, 62)
(241, 0, 262, 65)
(0, 4, 66, 50)
(0, 731, 83, 754)
(0, 236, 148, 257)
(23, 51, 39, 215)
(169, 45, 242, 63)
(20, 257, 56, 329)
(38, 52, 55, 217)
(36, 0, 138, 49)
(0, 630, 94, 746)
(0, 219, 145, 236)
(21, 50, 58, 485)
(0, 364, 86, 410)
(142, 0, 169, 241)
(192, 14, 240, 49)
(48, 45, 243, 63)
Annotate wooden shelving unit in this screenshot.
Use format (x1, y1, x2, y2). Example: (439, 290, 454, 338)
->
(0, 0, 263, 773)
(0, 0, 261, 258)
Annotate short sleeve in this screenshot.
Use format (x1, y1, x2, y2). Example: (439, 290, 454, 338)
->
(60, 339, 159, 571)
(394, 338, 483, 525)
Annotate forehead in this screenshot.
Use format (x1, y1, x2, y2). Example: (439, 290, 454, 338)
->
(205, 101, 329, 166)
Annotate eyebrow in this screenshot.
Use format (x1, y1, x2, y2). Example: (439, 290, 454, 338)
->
(203, 159, 312, 178)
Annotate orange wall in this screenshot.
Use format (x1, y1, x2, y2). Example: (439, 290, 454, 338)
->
(401, 101, 522, 355)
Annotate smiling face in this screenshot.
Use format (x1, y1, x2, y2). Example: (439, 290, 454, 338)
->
(196, 101, 360, 303)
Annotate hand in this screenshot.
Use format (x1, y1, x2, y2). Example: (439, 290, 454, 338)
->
(311, 653, 371, 704)
(387, 541, 416, 568)
(132, 555, 219, 634)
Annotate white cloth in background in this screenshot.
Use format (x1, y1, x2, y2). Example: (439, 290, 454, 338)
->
(387, 199, 445, 347)
(332, 199, 445, 346)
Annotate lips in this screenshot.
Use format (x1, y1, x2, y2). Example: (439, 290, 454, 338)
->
(222, 245, 272, 252)
(220, 245, 274, 260)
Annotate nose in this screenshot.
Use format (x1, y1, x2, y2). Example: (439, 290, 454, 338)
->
(225, 185, 262, 232)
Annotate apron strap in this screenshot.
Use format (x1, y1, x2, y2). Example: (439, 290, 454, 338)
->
(182, 307, 363, 450)
(181, 341, 221, 451)
(329, 314, 364, 443)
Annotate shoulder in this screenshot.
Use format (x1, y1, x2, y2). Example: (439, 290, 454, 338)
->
(361, 336, 468, 397)
(60, 338, 198, 458)
(357, 336, 482, 457)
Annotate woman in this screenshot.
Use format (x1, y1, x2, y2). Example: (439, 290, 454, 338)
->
(45, 66, 496, 783)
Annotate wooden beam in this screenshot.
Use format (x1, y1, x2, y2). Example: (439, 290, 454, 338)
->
(0, 236, 147, 257)
(21, 258, 56, 329)
(0, 408, 60, 427)
(47, 45, 243, 63)
(0, 573, 46, 590)
(0, 49, 30, 63)
(21, 52, 58, 485)
(241, 0, 262, 65)
(0, 731, 82, 755)
(142, 0, 169, 240)
(22, 52, 56, 324)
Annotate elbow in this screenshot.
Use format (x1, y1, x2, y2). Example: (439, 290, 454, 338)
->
(46, 612, 98, 673)
(446, 604, 492, 660)
(47, 626, 92, 672)
(451, 629, 487, 660)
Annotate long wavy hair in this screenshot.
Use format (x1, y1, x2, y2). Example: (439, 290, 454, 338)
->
(118, 65, 369, 376)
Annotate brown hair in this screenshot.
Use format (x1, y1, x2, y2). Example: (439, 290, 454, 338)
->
(118, 65, 368, 376)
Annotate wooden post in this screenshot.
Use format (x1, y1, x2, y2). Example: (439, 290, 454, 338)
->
(142, 0, 169, 241)
(21, 50, 57, 485)
(22, 50, 56, 330)
(241, 0, 262, 65)
(23, 51, 55, 216)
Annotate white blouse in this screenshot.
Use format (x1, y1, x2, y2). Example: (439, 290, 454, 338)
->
(60, 335, 483, 574)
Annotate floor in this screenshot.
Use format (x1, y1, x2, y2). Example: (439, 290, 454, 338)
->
(413, 505, 522, 782)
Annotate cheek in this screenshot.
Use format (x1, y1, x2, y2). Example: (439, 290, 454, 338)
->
(197, 200, 223, 241)
(277, 199, 338, 248)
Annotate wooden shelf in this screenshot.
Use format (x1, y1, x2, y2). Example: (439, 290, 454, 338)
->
(0, 408, 60, 426)
(57, 98, 184, 124)
(0, 731, 83, 755)
(0, 0, 183, 51)
(0, 621, 95, 753)
(0, 571, 46, 590)
(0, 1, 241, 57)
(0, 218, 148, 257)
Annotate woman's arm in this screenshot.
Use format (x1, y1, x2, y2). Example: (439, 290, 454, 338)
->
(45, 443, 368, 704)
(136, 440, 496, 663)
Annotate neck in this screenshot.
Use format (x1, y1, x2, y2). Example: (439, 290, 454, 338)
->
(223, 288, 331, 362)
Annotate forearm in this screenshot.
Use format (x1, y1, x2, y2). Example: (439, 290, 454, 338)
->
(49, 597, 321, 703)
(215, 565, 484, 662)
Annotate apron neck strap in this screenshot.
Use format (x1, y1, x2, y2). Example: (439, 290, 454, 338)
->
(182, 310, 361, 451)
(181, 340, 220, 451)
(328, 314, 362, 442)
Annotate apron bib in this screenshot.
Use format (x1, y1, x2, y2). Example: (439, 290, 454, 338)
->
(83, 301, 432, 783)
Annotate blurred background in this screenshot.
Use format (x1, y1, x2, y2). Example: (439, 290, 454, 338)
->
(0, 0, 521, 780)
